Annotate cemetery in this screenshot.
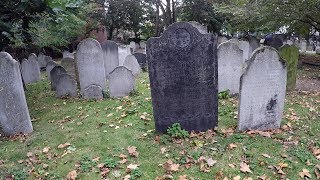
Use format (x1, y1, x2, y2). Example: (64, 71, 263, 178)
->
(0, 0, 320, 179)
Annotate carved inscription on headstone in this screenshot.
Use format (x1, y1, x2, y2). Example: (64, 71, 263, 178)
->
(147, 22, 218, 133)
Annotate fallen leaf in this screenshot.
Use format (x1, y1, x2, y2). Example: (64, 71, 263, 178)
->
(277, 169, 285, 175)
(228, 164, 236, 168)
(66, 170, 77, 180)
(100, 168, 110, 177)
(127, 146, 139, 157)
(161, 147, 167, 154)
(228, 143, 237, 149)
(163, 160, 179, 172)
(43, 147, 50, 154)
(127, 164, 139, 170)
(233, 176, 241, 180)
(299, 168, 311, 178)
(258, 174, 267, 180)
(240, 162, 252, 173)
(58, 143, 71, 149)
(315, 165, 320, 179)
(262, 154, 271, 158)
(124, 175, 131, 180)
(206, 158, 217, 167)
(178, 175, 188, 180)
(244, 178, 253, 180)
(119, 158, 127, 164)
(278, 162, 288, 168)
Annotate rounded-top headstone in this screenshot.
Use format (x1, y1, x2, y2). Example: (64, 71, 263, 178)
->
(38, 52, 47, 69)
(147, 22, 218, 133)
(238, 46, 287, 132)
(28, 53, 41, 83)
(279, 44, 299, 91)
(133, 53, 147, 71)
(118, 45, 132, 65)
(61, 57, 76, 78)
(46, 60, 58, 79)
(100, 40, 119, 79)
(0, 52, 33, 136)
(50, 65, 67, 90)
(21, 59, 32, 84)
(123, 55, 141, 77)
(56, 73, 77, 98)
(218, 41, 244, 94)
(76, 38, 106, 99)
(109, 66, 135, 98)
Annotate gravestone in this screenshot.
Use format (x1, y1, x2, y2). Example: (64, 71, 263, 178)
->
(316, 46, 320, 55)
(279, 45, 299, 91)
(133, 53, 147, 71)
(147, 22, 218, 133)
(129, 41, 136, 53)
(300, 40, 307, 52)
(218, 36, 228, 45)
(218, 42, 244, 94)
(21, 59, 33, 84)
(109, 66, 135, 98)
(266, 36, 283, 50)
(248, 37, 260, 55)
(50, 66, 67, 91)
(238, 47, 287, 131)
(46, 60, 58, 79)
(140, 41, 146, 49)
(61, 57, 76, 78)
(56, 73, 77, 98)
(189, 21, 208, 34)
(44, 56, 52, 67)
(28, 53, 41, 83)
(101, 40, 119, 78)
(0, 52, 33, 136)
(63, 51, 74, 59)
(76, 38, 106, 99)
(239, 40, 250, 62)
(118, 45, 131, 65)
(38, 53, 47, 69)
(123, 55, 141, 77)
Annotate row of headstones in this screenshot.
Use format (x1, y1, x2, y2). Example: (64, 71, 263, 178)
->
(284, 39, 320, 54)
(46, 40, 148, 99)
(218, 39, 299, 94)
(147, 22, 289, 133)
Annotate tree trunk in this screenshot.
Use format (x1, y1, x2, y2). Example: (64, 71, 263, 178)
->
(155, 0, 160, 36)
(172, 0, 176, 23)
(165, 0, 171, 27)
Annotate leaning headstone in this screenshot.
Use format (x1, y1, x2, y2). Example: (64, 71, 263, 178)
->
(300, 40, 307, 52)
(279, 45, 299, 91)
(50, 66, 67, 91)
(147, 22, 218, 133)
(218, 42, 244, 94)
(61, 58, 76, 78)
(63, 51, 74, 59)
(46, 60, 58, 79)
(109, 66, 135, 98)
(101, 40, 119, 78)
(38, 53, 47, 69)
(21, 59, 32, 84)
(76, 38, 106, 99)
(123, 55, 141, 77)
(28, 53, 41, 83)
(133, 53, 147, 71)
(0, 52, 33, 136)
(56, 73, 77, 98)
(238, 47, 287, 131)
(119, 45, 131, 65)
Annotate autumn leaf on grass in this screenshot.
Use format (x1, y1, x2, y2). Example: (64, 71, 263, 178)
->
(126, 164, 139, 173)
(240, 162, 252, 173)
(228, 143, 237, 149)
(206, 158, 217, 167)
(299, 169, 311, 178)
(100, 168, 110, 178)
(262, 154, 271, 158)
(127, 146, 139, 157)
(178, 175, 188, 180)
(43, 147, 50, 154)
(66, 170, 77, 180)
(315, 165, 320, 179)
(312, 147, 320, 160)
(58, 143, 71, 149)
(233, 176, 241, 180)
(163, 160, 179, 173)
(160, 147, 167, 154)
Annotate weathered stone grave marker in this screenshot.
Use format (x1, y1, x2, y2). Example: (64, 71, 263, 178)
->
(133, 53, 147, 71)
(28, 53, 41, 83)
(279, 45, 299, 91)
(123, 55, 141, 77)
(101, 40, 119, 78)
(56, 73, 77, 98)
(238, 47, 287, 131)
(76, 38, 106, 99)
(109, 66, 135, 98)
(50, 65, 67, 91)
(46, 60, 58, 79)
(0, 52, 33, 136)
(147, 22, 218, 133)
(61, 57, 76, 78)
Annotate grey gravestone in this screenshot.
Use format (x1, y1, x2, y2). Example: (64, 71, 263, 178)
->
(76, 38, 106, 99)
(21, 59, 33, 84)
(239, 40, 250, 62)
(56, 73, 77, 98)
(28, 53, 41, 83)
(300, 40, 307, 52)
(316, 46, 320, 55)
(63, 51, 74, 59)
(0, 52, 33, 136)
(61, 57, 76, 78)
(50, 66, 67, 91)
(44, 56, 52, 68)
(189, 21, 208, 34)
(101, 40, 119, 78)
(140, 41, 146, 49)
(46, 60, 58, 79)
(38, 53, 47, 69)
(123, 55, 141, 77)
(218, 36, 228, 45)
(249, 37, 260, 55)
(147, 22, 218, 133)
(119, 45, 131, 65)
(218, 42, 244, 94)
(129, 41, 136, 53)
(109, 66, 135, 98)
(133, 53, 147, 71)
(238, 46, 287, 131)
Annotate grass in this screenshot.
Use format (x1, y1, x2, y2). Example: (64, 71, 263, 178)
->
(0, 68, 319, 179)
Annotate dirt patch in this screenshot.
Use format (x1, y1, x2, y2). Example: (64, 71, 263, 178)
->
(300, 53, 320, 66)
(296, 55, 320, 91)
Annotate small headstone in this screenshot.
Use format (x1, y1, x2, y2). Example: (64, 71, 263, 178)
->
(76, 38, 106, 99)
(133, 53, 147, 71)
(101, 40, 119, 78)
(130, 41, 136, 53)
(50, 66, 67, 91)
(63, 51, 75, 59)
(248, 37, 260, 55)
(238, 47, 287, 131)
(0, 52, 33, 136)
(315, 46, 320, 55)
(147, 22, 218, 133)
(28, 53, 41, 83)
(21, 59, 32, 84)
(123, 55, 141, 77)
(140, 41, 146, 49)
(44, 56, 52, 67)
(38, 53, 47, 69)
(56, 73, 77, 98)
(118, 45, 131, 65)
(109, 66, 135, 98)
(239, 40, 250, 61)
(218, 42, 244, 94)
(300, 40, 307, 52)
(61, 58, 76, 78)
(279, 45, 299, 91)
(46, 61, 58, 79)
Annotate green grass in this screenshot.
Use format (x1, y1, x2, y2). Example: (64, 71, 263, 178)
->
(0, 71, 319, 180)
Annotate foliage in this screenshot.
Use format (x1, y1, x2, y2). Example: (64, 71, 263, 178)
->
(130, 168, 143, 179)
(218, 90, 230, 99)
(10, 168, 28, 180)
(167, 123, 189, 139)
(103, 158, 118, 168)
(79, 154, 97, 172)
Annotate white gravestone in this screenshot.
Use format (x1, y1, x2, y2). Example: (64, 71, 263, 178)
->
(101, 40, 119, 78)
(109, 66, 135, 98)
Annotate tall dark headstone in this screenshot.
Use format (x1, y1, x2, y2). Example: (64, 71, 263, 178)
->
(147, 22, 218, 133)
(50, 66, 67, 91)
(133, 53, 147, 71)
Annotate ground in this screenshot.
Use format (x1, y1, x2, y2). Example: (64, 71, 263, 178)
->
(0, 55, 319, 180)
